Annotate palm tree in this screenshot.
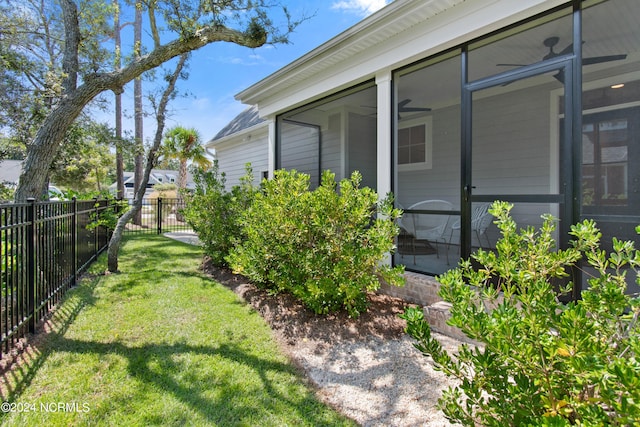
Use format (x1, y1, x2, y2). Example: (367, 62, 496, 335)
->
(163, 126, 211, 192)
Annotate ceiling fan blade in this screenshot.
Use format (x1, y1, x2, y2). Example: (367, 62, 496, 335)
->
(400, 107, 432, 112)
(583, 54, 627, 65)
(398, 99, 411, 109)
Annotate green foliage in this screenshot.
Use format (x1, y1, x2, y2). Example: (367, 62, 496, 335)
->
(162, 126, 212, 190)
(153, 183, 177, 193)
(0, 182, 14, 202)
(86, 199, 129, 231)
(181, 161, 256, 267)
(50, 119, 115, 193)
(227, 169, 405, 318)
(401, 201, 640, 426)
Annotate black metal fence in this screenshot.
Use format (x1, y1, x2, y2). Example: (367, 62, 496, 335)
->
(1, 198, 115, 358)
(123, 197, 191, 234)
(0, 197, 192, 359)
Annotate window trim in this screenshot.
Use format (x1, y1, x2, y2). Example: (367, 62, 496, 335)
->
(397, 115, 433, 171)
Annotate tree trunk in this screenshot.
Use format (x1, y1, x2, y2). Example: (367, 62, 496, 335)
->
(14, 20, 266, 202)
(107, 54, 188, 272)
(176, 159, 188, 221)
(133, 2, 143, 225)
(114, 0, 124, 200)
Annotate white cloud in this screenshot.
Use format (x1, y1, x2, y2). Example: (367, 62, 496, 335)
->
(331, 0, 391, 16)
(217, 53, 267, 67)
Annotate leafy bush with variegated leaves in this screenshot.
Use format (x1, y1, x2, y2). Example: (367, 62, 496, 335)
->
(401, 201, 639, 426)
(181, 161, 256, 267)
(227, 169, 405, 317)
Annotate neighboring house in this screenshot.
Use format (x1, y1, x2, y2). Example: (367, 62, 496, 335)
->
(110, 169, 195, 201)
(206, 105, 269, 189)
(208, 0, 639, 299)
(0, 160, 63, 200)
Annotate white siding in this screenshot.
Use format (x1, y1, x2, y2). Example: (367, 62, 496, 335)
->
(281, 122, 321, 186)
(321, 114, 343, 181)
(347, 112, 377, 189)
(215, 135, 268, 190)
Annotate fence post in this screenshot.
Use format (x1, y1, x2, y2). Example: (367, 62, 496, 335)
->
(26, 198, 36, 333)
(157, 198, 162, 235)
(93, 197, 99, 257)
(72, 197, 78, 287)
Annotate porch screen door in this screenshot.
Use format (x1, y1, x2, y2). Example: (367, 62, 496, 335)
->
(463, 60, 574, 260)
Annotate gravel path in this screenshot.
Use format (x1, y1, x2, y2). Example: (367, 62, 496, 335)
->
(291, 334, 461, 426)
(202, 262, 463, 427)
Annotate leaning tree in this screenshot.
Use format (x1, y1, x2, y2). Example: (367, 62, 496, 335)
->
(9, 0, 303, 201)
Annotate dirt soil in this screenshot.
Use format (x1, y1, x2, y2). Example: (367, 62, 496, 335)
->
(202, 260, 410, 343)
(202, 259, 461, 427)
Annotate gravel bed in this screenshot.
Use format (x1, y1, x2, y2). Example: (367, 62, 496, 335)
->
(203, 262, 463, 427)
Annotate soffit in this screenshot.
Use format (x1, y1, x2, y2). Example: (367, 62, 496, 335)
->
(236, 0, 465, 105)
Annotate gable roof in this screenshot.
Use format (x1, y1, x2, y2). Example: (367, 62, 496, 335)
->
(210, 105, 264, 142)
(108, 169, 195, 189)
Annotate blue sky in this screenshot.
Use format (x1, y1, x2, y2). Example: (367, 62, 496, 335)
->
(108, 0, 391, 144)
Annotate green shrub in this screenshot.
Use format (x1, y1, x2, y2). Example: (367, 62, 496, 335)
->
(401, 201, 640, 426)
(181, 162, 257, 266)
(0, 182, 13, 202)
(87, 199, 129, 231)
(227, 169, 405, 317)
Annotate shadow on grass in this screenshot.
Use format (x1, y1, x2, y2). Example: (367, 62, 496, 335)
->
(1, 234, 351, 426)
(0, 271, 100, 402)
(47, 337, 338, 425)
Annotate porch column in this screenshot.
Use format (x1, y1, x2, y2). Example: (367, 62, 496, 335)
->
(267, 117, 276, 179)
(376, 70, 393, 267)
(376, 70, 392, 199)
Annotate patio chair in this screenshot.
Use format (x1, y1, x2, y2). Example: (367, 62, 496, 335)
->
(398, 199, 453, 262)
(450, 203, 493, 249)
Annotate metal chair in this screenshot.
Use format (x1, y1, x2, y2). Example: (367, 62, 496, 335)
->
(399, 200, 453, 262)
(450, 203, 493, 249)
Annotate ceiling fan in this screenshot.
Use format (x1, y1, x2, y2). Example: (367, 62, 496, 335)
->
(498, 36, 627, 82)
(397, 98, 431, 114)
(362, 98, 431, 119)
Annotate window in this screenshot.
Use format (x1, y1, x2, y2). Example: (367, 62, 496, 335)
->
(582, 116, 630, 207)
(398, 117, 432, 171)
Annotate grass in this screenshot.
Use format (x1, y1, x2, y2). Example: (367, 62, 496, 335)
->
(0, 234, 354, 426)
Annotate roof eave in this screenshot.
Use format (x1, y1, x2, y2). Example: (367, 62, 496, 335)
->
(235, 0, 413, 105)
(206, 120, 269, 148)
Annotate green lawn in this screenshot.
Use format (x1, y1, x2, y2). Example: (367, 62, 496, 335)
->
(0, 235, 354, 426)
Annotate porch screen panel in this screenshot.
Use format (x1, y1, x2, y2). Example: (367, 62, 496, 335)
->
(471, 72, 564, 244)
(277, 82, 376, 190)
(280, 120, 321, 188)
(348, 112, 377, 189)
(582, 0, 640, 294)
(393, 53, 461, 276)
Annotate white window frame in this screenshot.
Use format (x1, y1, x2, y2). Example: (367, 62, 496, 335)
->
(398, 115, 433, 171)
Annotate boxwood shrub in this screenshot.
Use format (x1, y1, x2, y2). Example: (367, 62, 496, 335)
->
(227, 169, 405, 317)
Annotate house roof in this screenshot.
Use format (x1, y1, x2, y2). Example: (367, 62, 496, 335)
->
(211, 105, 264, 142)
(109, 169, 195, 189)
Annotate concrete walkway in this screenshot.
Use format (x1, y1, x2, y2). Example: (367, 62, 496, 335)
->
(164, 230, 201, 246)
